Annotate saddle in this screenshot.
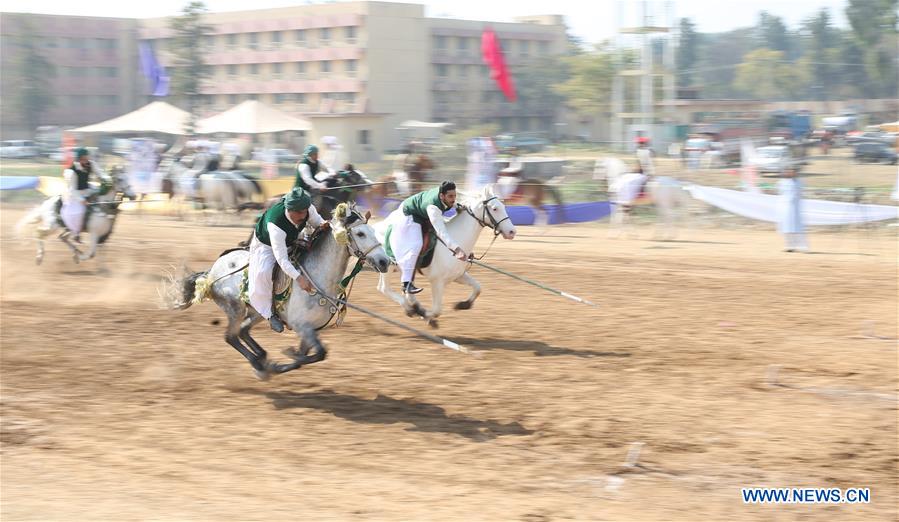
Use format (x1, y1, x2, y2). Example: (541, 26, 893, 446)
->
(54, 196, 94, 231)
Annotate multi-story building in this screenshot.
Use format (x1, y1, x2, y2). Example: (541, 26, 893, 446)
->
(0, 13, 141, 139)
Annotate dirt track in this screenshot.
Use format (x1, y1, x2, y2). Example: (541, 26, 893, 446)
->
(1, 208, 897, 521)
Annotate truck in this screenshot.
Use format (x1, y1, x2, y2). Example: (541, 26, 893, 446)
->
(767, 110, 812, 141)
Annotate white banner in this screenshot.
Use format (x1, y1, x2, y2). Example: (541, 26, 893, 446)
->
(686, 184, 899, 226)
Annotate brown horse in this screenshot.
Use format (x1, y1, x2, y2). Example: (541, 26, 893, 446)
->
(497, 173, 566, 225)
(368, 153, 435, 216)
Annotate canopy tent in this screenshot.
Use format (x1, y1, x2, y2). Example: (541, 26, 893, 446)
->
(195, 100, 311, 134)
(70, 101, 190, 135)
(397, 120, 453, 130)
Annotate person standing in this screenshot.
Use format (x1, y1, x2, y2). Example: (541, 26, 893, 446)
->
(777, 167, 808, 253)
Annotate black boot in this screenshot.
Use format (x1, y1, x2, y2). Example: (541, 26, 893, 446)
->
(403, 281, 423, 295)
(269, 314, 285, 333)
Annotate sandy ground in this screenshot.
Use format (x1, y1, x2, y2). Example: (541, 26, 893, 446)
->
(1, 207, 897, 521)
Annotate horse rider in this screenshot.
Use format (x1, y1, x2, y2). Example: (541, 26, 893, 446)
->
(496, 146, 524, 199)
(249, 187, 324, 333)
(636, 136, 656, 177)
(294, 144, 336, 196)
(387, 180, 467, 295)
(60, 147, 106, 242)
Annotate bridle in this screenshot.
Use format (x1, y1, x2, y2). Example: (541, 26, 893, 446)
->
(342, 209, 381, 261)
(459, 196, 511, 238)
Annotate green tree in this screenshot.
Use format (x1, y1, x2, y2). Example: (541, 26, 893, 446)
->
(553, 42, 632, 115)
(757, 11, 790, 53)
(845, 0, 898, 98)
(14, 24, 56, 134)
(168, 1, 213, 132)
(676, 18, 700, 88)
(733, 48, 806, 100)
(801, 9, 840, 99)
(696, 27, 756, 98)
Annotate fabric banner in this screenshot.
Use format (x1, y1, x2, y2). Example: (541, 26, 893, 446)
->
(481, 28, 516, 102)
(686, 184, 899, 225)
(0, 176, 39, 191)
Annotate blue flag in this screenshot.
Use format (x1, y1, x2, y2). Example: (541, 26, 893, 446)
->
(139, 42, 170, 97)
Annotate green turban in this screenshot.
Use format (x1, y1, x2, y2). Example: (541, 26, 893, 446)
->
(303, 144, 318, 160)
(75, 147, 90, 159)
(284, 187, 311, 211)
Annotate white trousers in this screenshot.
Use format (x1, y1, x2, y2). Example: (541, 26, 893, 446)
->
(248, 238, 278, 319)
(60, 198, 86, 234)
(783, 233, 809, 252)
(387, 209, 423, 283)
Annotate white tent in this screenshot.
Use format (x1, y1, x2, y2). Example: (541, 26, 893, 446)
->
(195, 100, 311, 134)
(397, 120, 453, 130)
(70, 101, 190, 135)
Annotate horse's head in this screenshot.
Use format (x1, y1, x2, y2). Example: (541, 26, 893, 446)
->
(98, 166, 136, 200)
(460, 185, 517, 240)
(331, 203, 390, 273)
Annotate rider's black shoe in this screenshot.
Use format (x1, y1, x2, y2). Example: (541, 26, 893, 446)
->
(269, 314, 285, 333)
(403, 281, 423, 295)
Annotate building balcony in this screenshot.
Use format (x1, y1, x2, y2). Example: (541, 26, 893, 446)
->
(202, 46, 363, 65)
(201, 78, 364, 95)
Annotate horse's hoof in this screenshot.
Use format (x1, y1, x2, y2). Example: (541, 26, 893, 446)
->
(427, 318, 439, 329)
(454, 300, 472, 311)
(35, 256, 43, 266)
(253, 367, 271, 381)
(72, 255, 80, 265)
(404, 308, 416, 318)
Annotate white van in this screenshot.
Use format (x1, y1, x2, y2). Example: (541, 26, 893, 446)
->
(0, 140, 39, 158)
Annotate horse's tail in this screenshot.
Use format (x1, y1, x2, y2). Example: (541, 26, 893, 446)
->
(160, 267, 208, 310)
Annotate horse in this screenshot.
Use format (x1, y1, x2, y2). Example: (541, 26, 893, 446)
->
(16, 167, 136, 266)
(367, 153, 435, 216)
(496, 174, 566, 225)
(236, 167, 374, 248)
(374, 185, 517, 327)
(162, 203, 391, 380)
(594, 157, 692, 239)
(160, 157, 263, 221)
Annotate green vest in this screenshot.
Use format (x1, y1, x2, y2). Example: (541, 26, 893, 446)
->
(254, 200, 307, 247)
(294, 158, 320, 190)
(71, 163, 91, 190)
(402, 187, 449, 224)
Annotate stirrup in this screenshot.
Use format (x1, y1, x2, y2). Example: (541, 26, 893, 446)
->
(403, 282, 423, 295)
(269, 315, 285, 333)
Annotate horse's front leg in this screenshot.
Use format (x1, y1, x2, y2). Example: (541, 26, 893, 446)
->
(453, 272, 481, 311)
(58, 235, 84, 263)
(270, 323, 327, 374)
(423, 277, 446, 328)
(79, 232, 100, 262)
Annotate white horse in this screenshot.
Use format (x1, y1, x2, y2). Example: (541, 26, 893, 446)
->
(161, 158, 262, 221)
(163, 203, 391, 379)
(16, 168, 136, 266)
(374, 185, 517, 327)
(594, 157, 692, 239)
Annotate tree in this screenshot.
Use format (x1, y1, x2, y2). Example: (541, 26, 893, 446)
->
(553, 42, 631, 115)
(733, 48, 806, 100)
(757, 11, 790, 53)
(676, 18, 700, 88)
(14, 23, 56, 134)
(845, 0, 898, 98)
(696, 27, 756, 98)
(801, 9, 840, 99)
(168, 1, 213, 132)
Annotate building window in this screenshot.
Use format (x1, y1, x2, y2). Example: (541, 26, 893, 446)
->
(345, 59, 357, 77)
(358, 129, 370, 145)
(72, 67, 87, 77)
(345, 26, 357, 44)
(274, 93, 286, 105)
(520, 40, 530, 57)
(250, 63, 259, 76)
(435, 64, 448, 78)
(320, 60, 331, 75)
(271, 31, 282, 49)
(273, 62, 282, 78)
(538, 41, 548, 55)
(459, 64, 467, 77)
(434, 35, 447, 51)
(296, 93, 306, 106)
(457, 36, 468, 54)
(105, 67, 118, 78)
(228, 64, 238, 78)
(204, 35, 215, 51)
(345, 92, 355, 106)
(227, 33, 237, 50)
(44, 37, 58, 48)
(229, 94, 238, 104)
(295, 29, 306, 47)
(295, 61, 306, 78)
(248, 33, 258, 50)
(320, 27, 331, 44)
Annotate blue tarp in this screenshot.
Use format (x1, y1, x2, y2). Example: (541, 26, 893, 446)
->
(0, 176, 40, 191)
(357, 195, 612, 225)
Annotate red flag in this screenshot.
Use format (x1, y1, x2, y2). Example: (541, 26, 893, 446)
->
(481, 28, 516, 102)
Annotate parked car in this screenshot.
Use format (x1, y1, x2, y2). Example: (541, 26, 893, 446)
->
(754, 145, 798, 173)
(0, 140, 39, 158)
(496, 133, 549, 153)
(854, 142, 898, 164)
